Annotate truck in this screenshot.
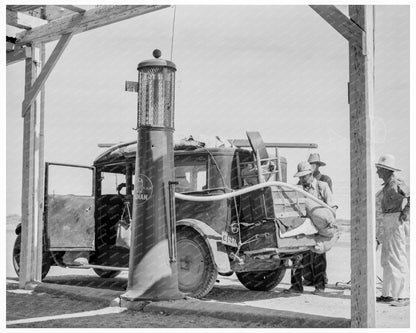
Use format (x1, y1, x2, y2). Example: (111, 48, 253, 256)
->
(13, 132, 326, 298)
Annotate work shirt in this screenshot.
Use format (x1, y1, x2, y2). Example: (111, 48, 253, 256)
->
(380, 174, 410, 214)
(302, 178, 334, 207)
(313, 171, 333, 192)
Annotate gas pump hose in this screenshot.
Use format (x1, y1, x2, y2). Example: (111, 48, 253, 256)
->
(175, 181, 336, 217)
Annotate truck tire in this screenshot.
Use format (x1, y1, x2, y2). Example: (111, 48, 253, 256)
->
(93, 269, 121, 279)
(177, 228, 217, 298)
(13, 235, 51, 279)
(236, 263, 287, 291)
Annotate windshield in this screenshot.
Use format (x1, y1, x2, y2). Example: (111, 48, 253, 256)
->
(175, 155, 207, 192)
(174, 153, 231, 192)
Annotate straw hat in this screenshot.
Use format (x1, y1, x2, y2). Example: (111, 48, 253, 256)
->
(294, 161, 313, 177)
(308, 153, 326, 166)
(375, 154, 401, 172)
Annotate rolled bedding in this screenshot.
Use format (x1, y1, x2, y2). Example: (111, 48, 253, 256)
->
(305, 198, 341, 253)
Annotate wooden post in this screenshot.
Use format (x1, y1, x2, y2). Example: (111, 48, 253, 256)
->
(348, 5, 376, 328)
(310, 4, 376, 327)
(19, 33, 72, 286)
(35, 43, 46, 281)
(20, 44, 41, 288)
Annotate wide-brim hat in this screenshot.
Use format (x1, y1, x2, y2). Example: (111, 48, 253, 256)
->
(294, 161, 313, 177)
(375, 154, 401, 171)
(308, 153, 326, 166)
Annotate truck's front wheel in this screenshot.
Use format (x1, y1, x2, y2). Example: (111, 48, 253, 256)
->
(177, 228, 217, 298)
(236, 263, 287, 291)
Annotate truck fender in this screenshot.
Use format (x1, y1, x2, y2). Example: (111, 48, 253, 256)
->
(176, 219, 232, 274)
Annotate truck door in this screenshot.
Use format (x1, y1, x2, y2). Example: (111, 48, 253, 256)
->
(44, 162, 95, 251)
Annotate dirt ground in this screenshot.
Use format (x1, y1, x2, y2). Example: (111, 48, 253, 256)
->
(6, 221, 411, 328)
(6, 282, 273, 328)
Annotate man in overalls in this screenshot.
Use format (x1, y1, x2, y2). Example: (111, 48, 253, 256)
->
(285, 161, 335, 295)
(304, 153, 333, 287)
(375, 154, 410, 307)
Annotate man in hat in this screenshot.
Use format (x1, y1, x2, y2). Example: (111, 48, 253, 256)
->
(304, 153, 333, 286)
(308, 153, 333, 192)
(285, 161, 335, 295)
(375, 154, 410, 307)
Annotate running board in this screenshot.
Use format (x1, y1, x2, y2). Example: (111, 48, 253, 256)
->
(244, 246, 312, 256)
(66, 264, 128, 271)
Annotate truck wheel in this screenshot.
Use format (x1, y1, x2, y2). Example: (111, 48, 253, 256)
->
(93, 269, 121, 278)
(177, 228, 217, 298)
(13, 235, 51, 279)
(236, 263, 287, 291)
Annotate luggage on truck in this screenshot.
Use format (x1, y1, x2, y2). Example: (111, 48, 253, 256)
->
(305, 198, 341, 253)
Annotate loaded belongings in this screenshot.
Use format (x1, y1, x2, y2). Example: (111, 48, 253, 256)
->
(115, 201, 132, 249)
(241, 161, 276, 185)
(174, 135, 205, 150)
(305, 198, 341, 254)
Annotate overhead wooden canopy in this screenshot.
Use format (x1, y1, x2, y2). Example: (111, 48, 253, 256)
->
(9, 4, 171, 292)
(6, 4, 170, 64)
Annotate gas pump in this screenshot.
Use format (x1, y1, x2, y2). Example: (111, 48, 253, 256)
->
(121, 50, 183, 301)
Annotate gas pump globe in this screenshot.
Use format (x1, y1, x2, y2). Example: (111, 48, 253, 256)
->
(121, 50, 183, 302)
(137, 49, 175, 129)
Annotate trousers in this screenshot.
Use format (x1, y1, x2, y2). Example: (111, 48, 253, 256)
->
(291, 251, 326, 290)
(380, 212, 409, 299)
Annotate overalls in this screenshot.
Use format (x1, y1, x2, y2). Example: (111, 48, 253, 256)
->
(376, 176, 409, 299)
(379, 212, 409, 298)
(291, 180, 332, 291)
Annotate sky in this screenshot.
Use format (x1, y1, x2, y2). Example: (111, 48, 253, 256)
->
(4, 4, 411, 220)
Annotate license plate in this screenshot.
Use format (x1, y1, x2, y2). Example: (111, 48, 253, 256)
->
(221, 231, 238, 247)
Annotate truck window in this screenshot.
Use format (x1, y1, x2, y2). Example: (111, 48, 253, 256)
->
(48, 164, 93, 196)
(100, 172, 125, 195)
(175, 155, 207, 193)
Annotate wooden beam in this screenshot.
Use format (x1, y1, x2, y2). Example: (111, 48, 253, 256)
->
(43, 6, 81, 21)
(58, 5, 86, 13)
(7, 25, 25, 39)
(348, 5, 376, 328)
(20, 45, 38, 288)
(22, 33, 73, 116)
(15, 5, 170, 46)
(7, 47, 31, 66)
(310, 5, 364, 42)
(7, 5, 43, 12)
(6, 9, 48, 29)
(35, 43, 47, 282)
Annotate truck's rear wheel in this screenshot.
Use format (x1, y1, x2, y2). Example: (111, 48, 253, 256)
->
(13, 235, 51, 279)
(236, 263, 287, 291)
(177, 228, 217, 298)
(93, 269, 121, 278)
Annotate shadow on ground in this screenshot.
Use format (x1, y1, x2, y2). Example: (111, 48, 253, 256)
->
(8, 275, 351, 302)
(6, 276, 350, 328)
